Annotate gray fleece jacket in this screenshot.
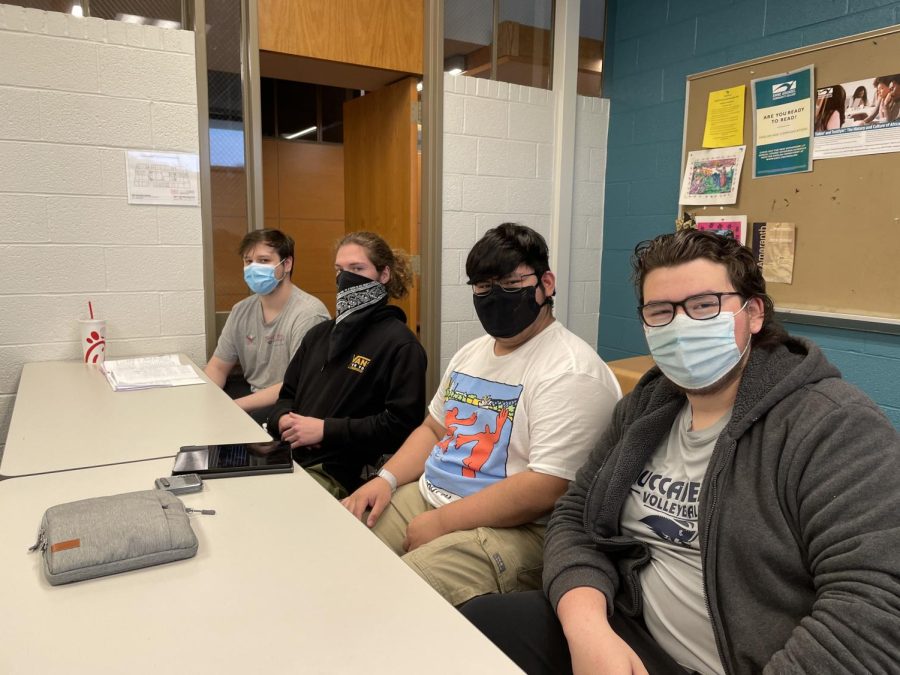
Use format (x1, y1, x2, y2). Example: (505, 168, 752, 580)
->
(543, 337, 900, 674)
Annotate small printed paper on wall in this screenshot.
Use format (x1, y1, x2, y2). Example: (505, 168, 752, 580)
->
(679, 146, 746, 205)
(126, 151, 200, 206)
(762, 222, 796, 284)
(694, 215, 748, 244)
(703, 85, 746, 148)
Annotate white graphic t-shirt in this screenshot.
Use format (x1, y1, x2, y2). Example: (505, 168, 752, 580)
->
(419, 321, 621, 508)
(620, 403, 731, 675)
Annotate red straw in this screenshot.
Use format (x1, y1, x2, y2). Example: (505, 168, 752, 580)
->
(88, 301, 94, 320)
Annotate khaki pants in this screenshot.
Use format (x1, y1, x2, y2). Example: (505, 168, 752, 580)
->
(304, 464, 349, 500)
(372, 483, 545, 606)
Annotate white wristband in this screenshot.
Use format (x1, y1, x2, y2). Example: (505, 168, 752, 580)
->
(376, 468, 398, 494)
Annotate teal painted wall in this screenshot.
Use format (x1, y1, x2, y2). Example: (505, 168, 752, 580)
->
(598, 0, 900, 427)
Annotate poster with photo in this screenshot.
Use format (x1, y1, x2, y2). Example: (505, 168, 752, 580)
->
(813, 72, 900, 159)
(678, 146, 746, 205)
(751, 66, 814, 177)
(694, 215, 747, 244)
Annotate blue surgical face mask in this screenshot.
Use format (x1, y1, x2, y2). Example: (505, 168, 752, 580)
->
(644, 303, 750, 390)
(243, 260, 285, 296)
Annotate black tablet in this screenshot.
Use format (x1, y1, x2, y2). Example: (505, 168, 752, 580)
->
(172, 441, 294, 479)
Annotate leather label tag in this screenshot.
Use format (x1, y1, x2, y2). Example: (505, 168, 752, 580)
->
(50, 538, 81, 553)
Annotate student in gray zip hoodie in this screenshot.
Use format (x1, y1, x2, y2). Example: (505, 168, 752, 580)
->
(461, 229, 900, 675)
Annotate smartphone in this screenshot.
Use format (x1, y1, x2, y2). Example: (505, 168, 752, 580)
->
(154, 473, 203, 494)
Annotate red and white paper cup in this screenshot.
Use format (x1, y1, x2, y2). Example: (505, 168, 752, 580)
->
(79, 319, 107, 365)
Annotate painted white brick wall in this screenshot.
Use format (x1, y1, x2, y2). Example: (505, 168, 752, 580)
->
(0, 5, 204, 458)
(441, 73, 554, 376)
(569, 96, 610, 350)
(441, 75, 610, 375)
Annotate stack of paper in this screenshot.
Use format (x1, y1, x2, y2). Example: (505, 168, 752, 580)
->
(101, 354, 205, 391)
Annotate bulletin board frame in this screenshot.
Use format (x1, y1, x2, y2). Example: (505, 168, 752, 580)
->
(682, 25, 900, 335)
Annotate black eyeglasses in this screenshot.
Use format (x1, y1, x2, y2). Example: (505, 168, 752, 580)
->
(470, 273, 537, 297)
(638, 292, 743, 327)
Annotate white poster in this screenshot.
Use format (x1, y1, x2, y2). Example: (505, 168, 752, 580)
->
(126, 150, 200, 206)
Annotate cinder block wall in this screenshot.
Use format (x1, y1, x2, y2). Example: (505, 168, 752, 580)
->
(0, 5, 205, 456)
(441, 73, 609, 374)
(568, 96, 610, 349)
(598, 0, 900, 426)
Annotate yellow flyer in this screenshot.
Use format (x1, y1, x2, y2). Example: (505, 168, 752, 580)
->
(703, 85, 746, 148)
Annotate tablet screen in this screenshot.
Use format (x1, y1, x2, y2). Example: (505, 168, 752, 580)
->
(173, 441, 293, 478)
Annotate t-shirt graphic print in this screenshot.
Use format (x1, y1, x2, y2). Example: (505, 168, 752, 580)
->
(423, 371, 522, 502)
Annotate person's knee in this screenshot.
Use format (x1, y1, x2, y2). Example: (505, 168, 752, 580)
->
(460, 591, 573, 675)
(401, 531, 498, 606)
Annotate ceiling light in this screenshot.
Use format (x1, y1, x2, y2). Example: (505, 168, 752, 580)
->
(71, 4, 83, 17)
(282, 126, 317, 140)
(116, 13, 147, 24)
(444, 54, 466, 75)
(416, 81, 423, 92)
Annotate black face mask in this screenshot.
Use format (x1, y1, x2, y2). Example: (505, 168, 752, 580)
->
(336, 269, 374, 293)
(335, 270, 387, 320)
(473, 284, 546, 338)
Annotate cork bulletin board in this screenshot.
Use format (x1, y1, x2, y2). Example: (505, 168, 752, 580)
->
(682, 26, 900, 330)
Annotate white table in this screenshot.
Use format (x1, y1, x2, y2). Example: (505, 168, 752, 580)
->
(0, 460, 521, 674)
(2, 357, 270, 476)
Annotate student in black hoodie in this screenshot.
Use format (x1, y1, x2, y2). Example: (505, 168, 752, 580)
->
(268, 232, 427, 498)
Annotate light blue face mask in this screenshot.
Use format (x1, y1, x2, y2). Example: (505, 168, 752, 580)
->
(243, 260, 285, 296)
(645, 303, 750, 390)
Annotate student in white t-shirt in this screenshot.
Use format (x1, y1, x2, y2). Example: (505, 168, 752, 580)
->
(342, 223, 621, 606)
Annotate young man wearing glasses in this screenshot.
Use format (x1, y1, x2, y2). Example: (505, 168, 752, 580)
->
(342, 223, 622, 606)
(462, 229, 900, 674)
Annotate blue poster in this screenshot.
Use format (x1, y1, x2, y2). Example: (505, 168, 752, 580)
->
(751, 65, 814, 177)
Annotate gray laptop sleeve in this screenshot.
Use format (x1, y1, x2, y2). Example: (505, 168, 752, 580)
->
(31, 489, 199, 585)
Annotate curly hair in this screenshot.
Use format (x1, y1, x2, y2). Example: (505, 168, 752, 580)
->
(337, 231, 413, 299)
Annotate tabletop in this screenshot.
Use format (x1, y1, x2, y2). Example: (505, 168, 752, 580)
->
(2, 356, 271, 476)
(0, 459, 521, 674)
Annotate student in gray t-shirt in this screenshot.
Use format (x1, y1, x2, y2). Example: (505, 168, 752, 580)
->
(205, 229, 329, 422)
(462, 229, 900, 675)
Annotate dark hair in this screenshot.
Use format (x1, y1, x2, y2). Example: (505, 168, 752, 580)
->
(337, 231, 413, 299)
(631, 229, 788, 349)
(466, 222, 551, 281)
(852, 85, 868, 106)
(238, 229, 294, 277)
(815, 84, 845, 131)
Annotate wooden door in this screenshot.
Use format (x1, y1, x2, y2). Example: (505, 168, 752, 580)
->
(343, 77, 419, 332)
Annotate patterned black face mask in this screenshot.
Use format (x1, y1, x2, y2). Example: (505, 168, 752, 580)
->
(335, 271, 387, 321)
(328, 270, 389, 362)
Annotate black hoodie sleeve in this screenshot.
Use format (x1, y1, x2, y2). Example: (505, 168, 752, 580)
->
(266, 336, 310, 436)
(320, 340, 427, 461)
